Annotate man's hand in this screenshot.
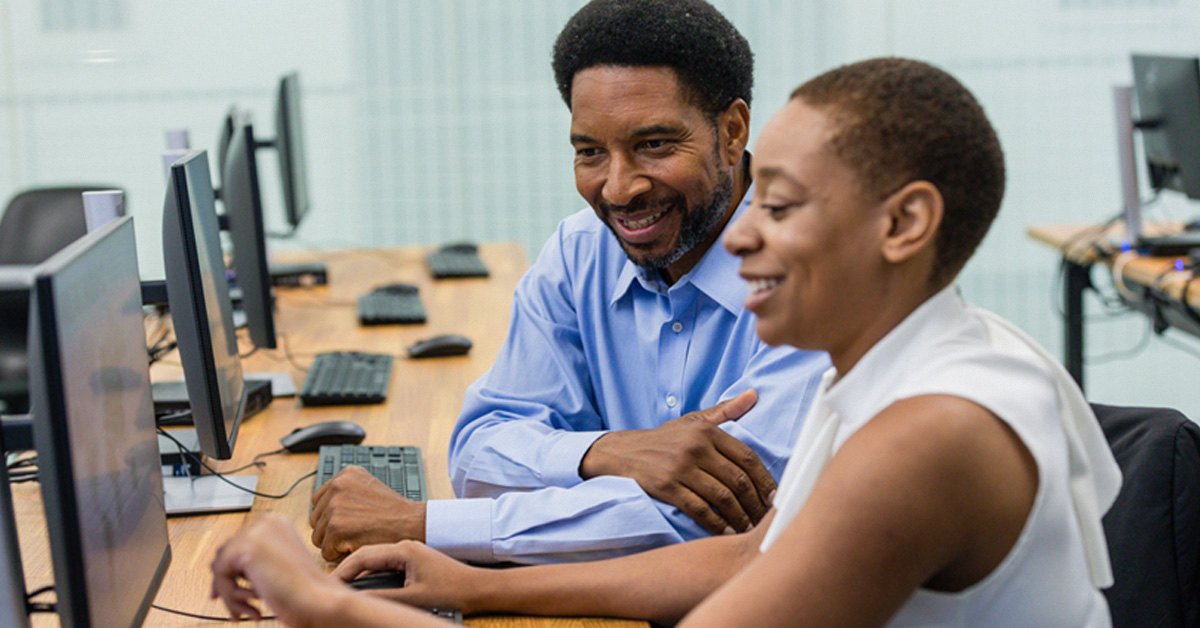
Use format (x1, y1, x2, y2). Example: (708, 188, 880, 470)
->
(211, 515, 349, 627)
(332, 541, 488, 614)
(310, 466, 427, 562)
(578, 389, 775, 535)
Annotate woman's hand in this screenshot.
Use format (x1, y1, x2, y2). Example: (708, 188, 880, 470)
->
(210, 514, 350, 627)
(332, 540, 490, 614)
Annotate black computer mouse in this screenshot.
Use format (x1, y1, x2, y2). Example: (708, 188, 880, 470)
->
(346, 570, 407, 590)
(372, 282, 419, 295)
(407, 334, 473, 359)
(279, 421, 367, 453)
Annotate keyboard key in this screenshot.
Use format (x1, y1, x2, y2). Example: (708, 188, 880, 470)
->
(314, 445, 427, 503)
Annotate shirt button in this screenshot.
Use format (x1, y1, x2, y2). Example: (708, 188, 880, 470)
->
(666, 395, 678, 408)
(671, 321, 683, 333)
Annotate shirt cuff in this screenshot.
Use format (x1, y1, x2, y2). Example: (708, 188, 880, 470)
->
(424, 498, 495, 563)
(541, 430, 607, 487)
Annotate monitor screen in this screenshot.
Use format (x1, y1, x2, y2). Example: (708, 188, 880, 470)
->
(162, 150, 246, 460)
(26, 216, 170, 628)
(0, 273, 31, 414)
(1131, 54, 1200, 200)
(276, 71, 311, 229)
(222, 121, 277, 350)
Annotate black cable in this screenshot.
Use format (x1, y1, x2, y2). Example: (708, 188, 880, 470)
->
(6, 454, 36, 470)
(155, 428, 316, 500)
(253, 447, 286, 463)
(155, 410, 193, 428)
(25, 584, 56, 614)
(25, 584, 54, 600)
(151, 603, 275, 622)
(281, 333, 313, 373)
(1087, 320, 1154, 364)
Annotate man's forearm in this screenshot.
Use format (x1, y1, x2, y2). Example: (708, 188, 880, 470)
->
(470, 526, 761, 625)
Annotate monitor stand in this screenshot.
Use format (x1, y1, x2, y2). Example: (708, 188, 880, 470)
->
(158, 428, 256, 516)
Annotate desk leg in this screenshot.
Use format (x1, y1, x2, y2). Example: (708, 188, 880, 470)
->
(1064, 260, 1090, 391)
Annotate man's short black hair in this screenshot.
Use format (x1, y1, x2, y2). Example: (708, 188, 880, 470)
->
(792, 58, 1006, 285)
(552, 0, 754, 118)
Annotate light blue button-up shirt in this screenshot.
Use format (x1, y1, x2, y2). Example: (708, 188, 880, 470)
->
(425, 187, 830, 564)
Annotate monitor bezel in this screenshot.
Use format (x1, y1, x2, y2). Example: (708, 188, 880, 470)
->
(222, 121, 278, 350)
(28, 217, 171, 628)
(275, 71, 310, 229)
(1131, 54, 1200, 200)
(162, 150, 247, 460)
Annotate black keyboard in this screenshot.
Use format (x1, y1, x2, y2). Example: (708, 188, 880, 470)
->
(299, 352, 393, 406)
(315, 444, 427, 501)
(357, 291, 426, 325)
(426, 248, 489, 279)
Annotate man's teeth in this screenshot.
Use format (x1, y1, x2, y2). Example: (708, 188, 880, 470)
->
(748, 278, 782, 294)
(620, 207, 668, 230)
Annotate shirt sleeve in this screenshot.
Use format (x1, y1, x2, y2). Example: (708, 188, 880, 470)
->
(447, 223, 606, 498)
(430, 301, 830, 563)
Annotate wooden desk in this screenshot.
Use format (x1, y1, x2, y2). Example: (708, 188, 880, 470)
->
(1028, 223, 1200, 389)
(12, 243, 647, 628)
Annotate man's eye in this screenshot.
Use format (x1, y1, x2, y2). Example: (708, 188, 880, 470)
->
(576, 147, 601, 159)
(641, 139, 670, 150)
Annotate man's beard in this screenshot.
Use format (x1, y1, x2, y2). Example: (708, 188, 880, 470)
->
(599, 168, 733, 271)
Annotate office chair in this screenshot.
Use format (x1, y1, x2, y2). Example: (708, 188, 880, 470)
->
(1092, 403, 1200, 628)
(0, 186, 119, 264)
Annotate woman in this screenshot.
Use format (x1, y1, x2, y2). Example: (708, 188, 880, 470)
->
(211, 57, 1120, 628)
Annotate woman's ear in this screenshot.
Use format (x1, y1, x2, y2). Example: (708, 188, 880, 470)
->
(717, 98, 750, 167)
(881, 181, 943, 266)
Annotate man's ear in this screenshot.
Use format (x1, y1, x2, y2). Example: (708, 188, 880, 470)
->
(717, 98, 750, 167)
(881, 181, 943, 266)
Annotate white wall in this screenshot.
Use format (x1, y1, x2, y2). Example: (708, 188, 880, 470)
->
(2, 0, 1199, 418)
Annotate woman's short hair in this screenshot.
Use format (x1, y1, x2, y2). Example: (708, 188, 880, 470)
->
(793, 58, 1006, 284)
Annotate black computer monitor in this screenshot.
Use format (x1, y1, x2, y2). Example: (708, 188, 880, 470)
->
(0, 450, 31, 628)
(0, 278, 30, 414)
(162, 150, 246, 460)
(26, 216, 171, 628)
(275, 71, 311, 230)
(222, 121, 277, 350)
(1132, 54, 1200, 200)
(216, 104, 238, 186)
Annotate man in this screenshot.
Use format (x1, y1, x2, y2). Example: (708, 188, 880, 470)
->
(309, 0, 828, 565)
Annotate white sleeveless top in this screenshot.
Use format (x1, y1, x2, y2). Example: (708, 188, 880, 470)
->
(761, 286, 1121, 628)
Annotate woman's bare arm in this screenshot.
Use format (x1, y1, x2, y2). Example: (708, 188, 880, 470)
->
(341, 513, 773, 626)
(677, 395, 1038, 628)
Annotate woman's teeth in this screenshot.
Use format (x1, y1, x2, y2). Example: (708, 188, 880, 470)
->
(748, 278, 782, 294)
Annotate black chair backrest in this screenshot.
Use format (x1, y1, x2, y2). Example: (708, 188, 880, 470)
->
(1093, 403, 1200, 628)
(0, 186, 120, 265)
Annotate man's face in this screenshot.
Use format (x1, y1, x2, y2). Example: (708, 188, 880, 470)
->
(569, 66, 735, 277)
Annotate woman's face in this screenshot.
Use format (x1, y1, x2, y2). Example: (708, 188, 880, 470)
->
(724, 99, 891, 356)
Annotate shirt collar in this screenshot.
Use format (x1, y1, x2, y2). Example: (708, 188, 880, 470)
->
(609, 181, 756, 313)
(823, 284, 966, 427)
